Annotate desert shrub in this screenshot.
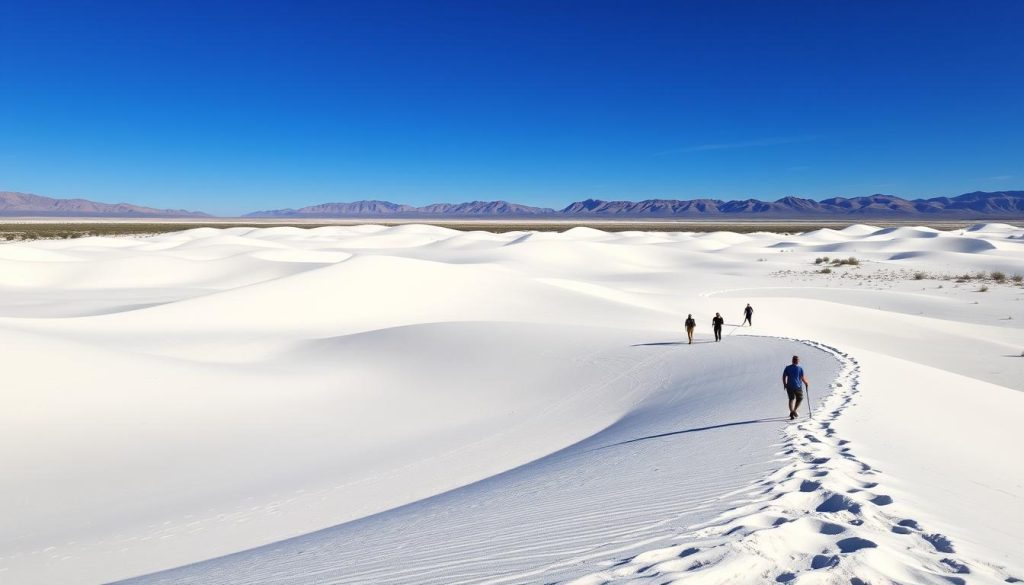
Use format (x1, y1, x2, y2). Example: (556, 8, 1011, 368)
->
(820, 267, 832, 274)
(978, 284, 989, 292)
(991, 271, 1006, 283)
(913, 271, 927, 280)
(831, 256, 860, 266)
(1012, 274, 1023, 284)
(814, 257, 824, 265)
(976, 270, 988, 280)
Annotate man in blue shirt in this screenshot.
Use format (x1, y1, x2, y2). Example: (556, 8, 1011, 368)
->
(782, 355, 810, 420)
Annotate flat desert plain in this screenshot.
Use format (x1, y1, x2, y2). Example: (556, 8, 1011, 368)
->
(1, 223, 1021, 585)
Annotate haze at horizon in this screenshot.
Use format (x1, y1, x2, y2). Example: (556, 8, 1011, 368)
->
(2, 0, 1022, 215)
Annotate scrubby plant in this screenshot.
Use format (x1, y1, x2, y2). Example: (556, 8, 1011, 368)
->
(978, 284, 989, 292)
(991, 271, 1006, 283)
(820, 267, 832, 274)
(814, 257, 824, 265)
(913, 271, 927, 280)
(830, 256, 860, 266)
(1012, 274, 1023, 284)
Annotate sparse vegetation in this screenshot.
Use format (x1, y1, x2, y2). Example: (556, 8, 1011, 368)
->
(820, 267, 832, 274)
(1012, 274, 1023, 284)
(978, 284, 989, 292)
(829, 256, 860, 266)
(814, 257, 824, 265)
(913, 271, 927, 280)
(991, 271, 1006, 283)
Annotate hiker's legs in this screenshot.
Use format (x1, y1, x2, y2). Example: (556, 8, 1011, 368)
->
(686, 327, 694, 343)
(714, 327, 722, 341)
(786, 388, 804, 418)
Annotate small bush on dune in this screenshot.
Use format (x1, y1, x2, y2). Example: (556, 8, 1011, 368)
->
(978, 284, 989, 292)
(1012, 274, 1023, 284)
(820, 267, 832, 274)
(991, 271, 1006, 283)
(913, 271, 927, 280)
(814, 257, 824, 265)
(830, 256, 860, 267)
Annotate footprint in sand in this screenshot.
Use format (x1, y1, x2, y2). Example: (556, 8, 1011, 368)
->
(815, 493, 861, 514)
(818, 521, 846, 535)
(810, 554, 840, 569)
(923, 532, 955, 553)
(869, 494, 894, 506)
(836, 536, 878, 553)
(799, 480, 821, 492)
(941, 558, 970, 574)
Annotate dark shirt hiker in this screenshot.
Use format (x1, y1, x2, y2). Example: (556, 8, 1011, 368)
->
(712, 313, 724, 342)
(684, 314, 696, 344)
(782, 355, 810, 420)
(743, 303, 753, 326)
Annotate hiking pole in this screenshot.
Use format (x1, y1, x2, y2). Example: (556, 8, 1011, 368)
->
(807, 385, 813, 419)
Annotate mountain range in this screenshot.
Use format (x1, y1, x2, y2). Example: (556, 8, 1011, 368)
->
(2, 190, 1023, 219)
(0, 191, 209, 217)
(246, 191, 1024, 219)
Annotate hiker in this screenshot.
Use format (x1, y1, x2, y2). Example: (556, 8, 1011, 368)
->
(684, 314, 696, 344)
(782, 355, 810, 420)
(712, 312, 724, 341)
(743, 303, 753, 326)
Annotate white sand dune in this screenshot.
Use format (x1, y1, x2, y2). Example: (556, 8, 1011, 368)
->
(0, 224, 1021, 585)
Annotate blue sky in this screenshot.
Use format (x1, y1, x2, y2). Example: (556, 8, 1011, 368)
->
(1, 0, 1022, 215)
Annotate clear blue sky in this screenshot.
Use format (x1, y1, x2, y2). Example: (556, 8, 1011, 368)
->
(2, 0, 1022, 215)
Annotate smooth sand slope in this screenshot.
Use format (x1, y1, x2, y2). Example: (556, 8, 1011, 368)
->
(0, 224, 1021, 584)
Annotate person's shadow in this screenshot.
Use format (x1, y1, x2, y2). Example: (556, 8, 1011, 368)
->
(632, 340, 716, 346)
(595, 417, 789, 450)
